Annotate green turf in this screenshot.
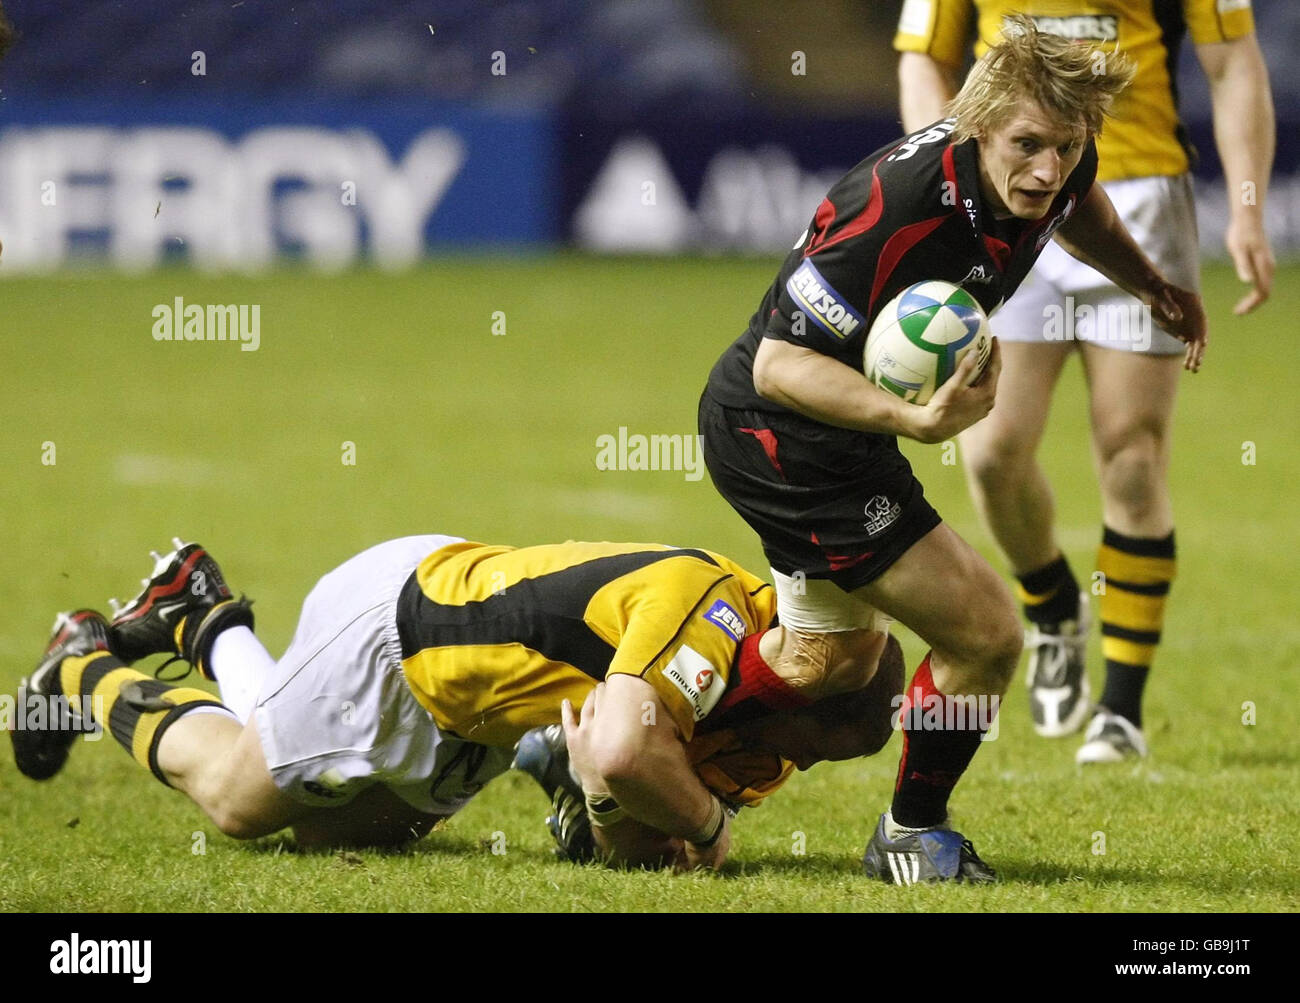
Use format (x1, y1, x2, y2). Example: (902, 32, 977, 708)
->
(1, 257, 1297, 912)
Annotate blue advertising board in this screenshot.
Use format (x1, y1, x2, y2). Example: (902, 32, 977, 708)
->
(0, 96, 558, 271)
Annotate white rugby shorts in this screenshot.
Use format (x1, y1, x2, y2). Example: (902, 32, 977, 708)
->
(254, 534, 514, 816)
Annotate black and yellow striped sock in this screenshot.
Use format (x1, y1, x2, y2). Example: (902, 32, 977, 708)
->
(59, 651, 231, 786)
(1096, 527, 1176, 727)
(1014, 554, 1081, 627)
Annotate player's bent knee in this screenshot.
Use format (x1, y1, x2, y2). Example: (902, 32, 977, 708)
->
(961, 423, 1036, 488)
(208, 803, 285, 841)
(982, 605, 1024, 678)
(963, 438, 1020, 485)
(1101, 442, 1166, 517)
(194, 745, 304, 841)
(994, 599, 1025, 653)
(936, 596, 1021, 689)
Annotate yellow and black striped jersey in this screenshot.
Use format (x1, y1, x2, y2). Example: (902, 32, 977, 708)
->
(893, 0, 1256, 181)
(396, 540, 778, 753)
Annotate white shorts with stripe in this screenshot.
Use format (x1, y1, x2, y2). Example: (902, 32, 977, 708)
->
(994, 174, 1199, 356)
(254, 534, 515, 816)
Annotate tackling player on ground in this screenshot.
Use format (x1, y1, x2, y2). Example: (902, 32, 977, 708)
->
(698, 16, 1206, 883)
(515, 640, 903, 868)
(9, 535, 898, 867)
(895, 0, 1273, 761)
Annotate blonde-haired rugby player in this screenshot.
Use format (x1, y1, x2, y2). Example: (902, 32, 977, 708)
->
(10, 534, 898, 869)
(896, 0, 1273, 762)
(699, 15, 1207, 882)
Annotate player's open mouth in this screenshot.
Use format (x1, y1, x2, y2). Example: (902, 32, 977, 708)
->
(1019, 189, 1054, 202)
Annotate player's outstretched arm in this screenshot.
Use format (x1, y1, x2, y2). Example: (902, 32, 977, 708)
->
(1198, 32, 1276, 316)
(1053, 184, 1208, 372)
(562, 677, 730, 870)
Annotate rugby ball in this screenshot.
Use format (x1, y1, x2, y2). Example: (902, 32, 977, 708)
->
(863, 281, 992, 406)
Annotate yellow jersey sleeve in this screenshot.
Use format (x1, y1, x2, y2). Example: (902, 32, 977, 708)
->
(893, 0, 975, 69)
(1185, 0, 1255, 45)
(604, 574, 760, 743)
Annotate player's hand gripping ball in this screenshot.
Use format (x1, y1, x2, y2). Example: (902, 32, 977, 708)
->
(864, 280, 992, 405)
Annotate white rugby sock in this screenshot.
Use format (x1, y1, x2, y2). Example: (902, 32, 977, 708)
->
(209, 626, 276, 723)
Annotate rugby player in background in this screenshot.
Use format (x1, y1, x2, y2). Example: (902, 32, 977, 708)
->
(9, 534, 896, 866)
(699, 16, 1206, 883)
(896, 1, 1274, 762)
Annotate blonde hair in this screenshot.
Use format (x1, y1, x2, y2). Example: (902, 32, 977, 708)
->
(948, 13, 1135, 143)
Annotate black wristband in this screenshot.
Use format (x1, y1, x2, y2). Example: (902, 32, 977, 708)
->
(687, 797, 726, 847)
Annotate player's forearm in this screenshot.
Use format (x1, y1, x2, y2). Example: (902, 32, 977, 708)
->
(599, 738, 722, 839)
(1205, 39, 1275, 227)
(753, 337, 922, 439)
(898, 52, 958, 133)
(583, 675, 726, 840)
(1053, 185, 1162, 302)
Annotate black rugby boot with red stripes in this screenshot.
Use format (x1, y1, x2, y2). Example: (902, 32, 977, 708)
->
(107, 538, 253, 679)
(10, 610, 111, 780)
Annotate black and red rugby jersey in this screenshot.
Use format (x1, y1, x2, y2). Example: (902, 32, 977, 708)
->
(706, 119, 1098, 411)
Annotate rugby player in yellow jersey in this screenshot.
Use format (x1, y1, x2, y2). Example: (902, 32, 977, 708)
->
(895, 0, 1274, 760)
(8, 534, 898, 867)
(516, 642, 903, 868)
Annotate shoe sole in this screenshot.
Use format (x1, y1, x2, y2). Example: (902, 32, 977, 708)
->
(1076, 740, 1137, 764)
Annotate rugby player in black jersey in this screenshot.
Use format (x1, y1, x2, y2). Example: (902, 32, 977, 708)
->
(898, 1, 1273, 764)
(699, 17, 1207, 883)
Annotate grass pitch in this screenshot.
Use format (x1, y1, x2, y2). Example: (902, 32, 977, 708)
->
(1, 257, 1297, 913)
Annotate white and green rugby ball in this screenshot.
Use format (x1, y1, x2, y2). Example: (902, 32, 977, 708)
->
(863, 280, 992, 406)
